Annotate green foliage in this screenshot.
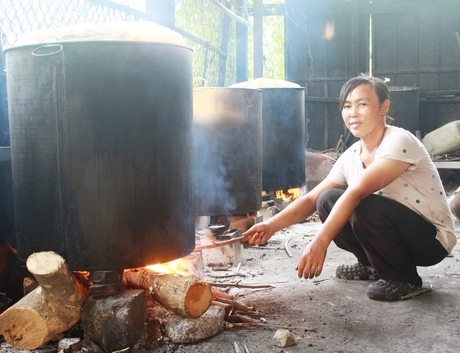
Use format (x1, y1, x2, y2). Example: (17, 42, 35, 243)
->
(246, 0, 285, 80)
(176, 0, 237, 86)
(176, 0, 285, 85)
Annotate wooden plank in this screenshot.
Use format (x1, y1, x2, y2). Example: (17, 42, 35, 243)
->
(306, 102, 328, 150)
(432, 161, 460, 169)
(284, 0, 403, 15)
(328, 15, 352, 77)
(395, 3, 418, 79)
(418, 1, 441, 72)
(373, 11, 397, 74)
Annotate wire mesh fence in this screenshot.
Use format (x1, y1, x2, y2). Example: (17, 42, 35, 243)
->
(0, 0, 285, 86)
(0, 1, 138, 46)
(176, 0, 237, 86)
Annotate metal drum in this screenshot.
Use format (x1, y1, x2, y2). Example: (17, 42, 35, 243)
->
(4, 39, 195, 270)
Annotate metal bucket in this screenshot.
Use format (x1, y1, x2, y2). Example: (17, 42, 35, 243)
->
(193, 87, 263, 216)
(4, 41, 195, 270)
(388, 86, 420, 134)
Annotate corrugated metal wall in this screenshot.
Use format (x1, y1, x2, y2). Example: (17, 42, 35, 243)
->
(373, 0, 460, 138)
(285, 0, 460, 151)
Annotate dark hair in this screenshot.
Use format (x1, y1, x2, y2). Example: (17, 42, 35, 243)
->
(339, 75, 389, 110)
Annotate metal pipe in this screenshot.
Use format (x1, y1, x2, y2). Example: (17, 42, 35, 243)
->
(210, 0, 250, 27)
(253, 0, 263, 78)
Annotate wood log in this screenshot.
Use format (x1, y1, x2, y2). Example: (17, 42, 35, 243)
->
(0, 251, 88, 350)
(123, 267, 212, 318)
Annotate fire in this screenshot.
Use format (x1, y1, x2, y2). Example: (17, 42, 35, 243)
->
(275, 188, 301, 201)
(146, 253, 203, 278)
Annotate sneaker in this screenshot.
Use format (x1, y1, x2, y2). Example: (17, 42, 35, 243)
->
(366, 279, 421, 301)
(336, 262, 380, 280)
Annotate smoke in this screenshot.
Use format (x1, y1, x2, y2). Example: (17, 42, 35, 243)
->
(192, 125, 238, 216)
(192, 88, 263, 217)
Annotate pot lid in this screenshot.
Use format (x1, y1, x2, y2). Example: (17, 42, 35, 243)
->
(11, 21, 185, 47)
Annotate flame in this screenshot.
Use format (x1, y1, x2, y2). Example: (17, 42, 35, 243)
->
(146, 253, 203, 278)
(275, 188, 301, 201)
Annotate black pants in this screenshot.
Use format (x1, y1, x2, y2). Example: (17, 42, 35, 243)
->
(317, 189, 448, 286)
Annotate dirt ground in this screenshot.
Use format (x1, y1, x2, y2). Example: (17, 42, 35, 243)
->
(156, 218, 459, 353)
(1, 175, 459, 353)
(2, 217, 458, 353)
(166, 173, 460, 353)
(1, 220, 459, 353)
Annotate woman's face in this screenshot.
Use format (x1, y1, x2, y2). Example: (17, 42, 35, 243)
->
(341, 83, 389, 139)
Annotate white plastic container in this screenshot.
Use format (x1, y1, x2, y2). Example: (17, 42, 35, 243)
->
(422, 120, 460, 155)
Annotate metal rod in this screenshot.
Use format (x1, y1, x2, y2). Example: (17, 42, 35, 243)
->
(210, 0, 250, 27)
(236, 0, 249, 82)
(87, 0, 226, 57)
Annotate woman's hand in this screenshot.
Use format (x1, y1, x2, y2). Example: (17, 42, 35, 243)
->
(295, 237, 329, 279)
(242, 222, 274, 245)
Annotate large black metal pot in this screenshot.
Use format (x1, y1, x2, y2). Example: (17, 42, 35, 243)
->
(0, 44, 8, 146)
(0, 147, 14, 247)
(4, 41, 195, 270)
(193, 87, 262, 216)
(261, 88, 306, 191)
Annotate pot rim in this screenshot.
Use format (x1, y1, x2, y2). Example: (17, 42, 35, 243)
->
(3, 40, 193, 52)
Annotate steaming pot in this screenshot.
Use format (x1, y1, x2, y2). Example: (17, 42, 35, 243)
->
(4, 38, 195, 270)
(193, 87, 262, 216)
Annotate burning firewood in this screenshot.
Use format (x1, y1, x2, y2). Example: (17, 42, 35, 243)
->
(0, 251, 88, 350)
(122, 267, 212, 318)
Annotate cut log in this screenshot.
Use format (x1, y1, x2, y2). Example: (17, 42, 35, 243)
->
(123, 267, 212, 318)
(0, 251, 88, 350)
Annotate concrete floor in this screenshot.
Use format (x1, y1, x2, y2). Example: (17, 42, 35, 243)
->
(167, 218, 460, 353)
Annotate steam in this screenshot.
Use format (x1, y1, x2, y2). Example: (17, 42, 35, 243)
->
(192, 126, 238, 216)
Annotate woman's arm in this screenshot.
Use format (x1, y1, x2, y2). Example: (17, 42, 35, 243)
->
(243, 178, 345, 244)
(296, 157, 412, 279)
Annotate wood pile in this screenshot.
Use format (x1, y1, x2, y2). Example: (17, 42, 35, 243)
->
(0, 252, 266, 351)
